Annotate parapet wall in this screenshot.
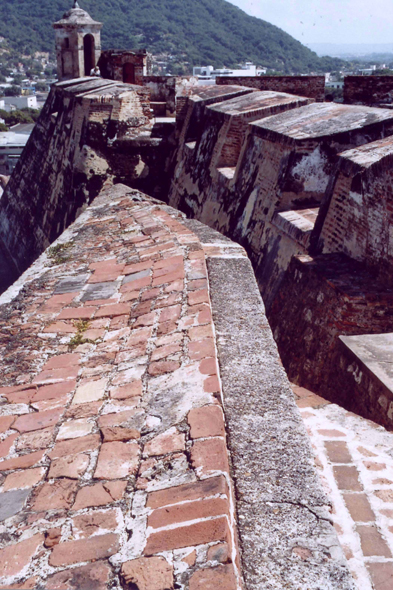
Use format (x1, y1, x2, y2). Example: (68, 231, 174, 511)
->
(217, 75, 325, 101)
(313, 136, 393, 283)
(344, 75, 393, 105)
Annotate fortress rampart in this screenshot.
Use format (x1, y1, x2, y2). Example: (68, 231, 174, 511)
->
(216, 75, 326, 101)
(1, 71, 393, 588)
(344, 75, 393, 106)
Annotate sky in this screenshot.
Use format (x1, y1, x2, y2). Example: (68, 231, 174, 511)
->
(227, 0, 393, 45)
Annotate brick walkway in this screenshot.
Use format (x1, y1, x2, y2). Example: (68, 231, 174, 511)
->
(294, 384, 393, 590)
(0, 186, 241, 589)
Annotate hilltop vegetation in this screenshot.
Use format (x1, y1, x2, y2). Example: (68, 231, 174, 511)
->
(0, 0, 344, 73)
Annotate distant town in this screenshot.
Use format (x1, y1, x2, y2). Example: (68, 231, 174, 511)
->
(1, 33, 393, 184)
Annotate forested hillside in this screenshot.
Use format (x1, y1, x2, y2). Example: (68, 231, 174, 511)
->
(0, 0, 344, 73)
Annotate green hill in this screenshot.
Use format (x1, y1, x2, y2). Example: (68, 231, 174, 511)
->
(0, 0, 344, 73)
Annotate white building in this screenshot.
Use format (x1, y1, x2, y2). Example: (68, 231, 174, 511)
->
(0, 96, 38, 111)
(193, 62, 264, 82)
(0, 131, 30, 175)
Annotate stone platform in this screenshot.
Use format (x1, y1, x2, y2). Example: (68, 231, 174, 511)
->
(0, 185, 353, 589)
(296, 385, 393, 590)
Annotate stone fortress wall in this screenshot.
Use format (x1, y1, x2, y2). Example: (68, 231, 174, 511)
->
(216, 75, 326, 101)
(1, 64, 393, 589)
(167, 83, 393, 431)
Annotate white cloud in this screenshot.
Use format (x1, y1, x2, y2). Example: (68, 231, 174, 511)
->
(227, 0, 393, 44)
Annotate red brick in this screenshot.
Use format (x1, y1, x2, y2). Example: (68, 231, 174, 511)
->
(121, 557, 173, 590)
(356, 525, 392, 557)
(44, 561, 111, 590)
(115, 345, 147, 364)
(43, 321, 77, 334)
(120, 277, 151, 293)
(343, 494, 375, 522)
(204, 376, 220, 393)
(367, 562, 393, 590)
(43, 354, 81, 371)
(148, 360, 180, 376)
(151, 343, 181, 361)
(141, 287, 161, 301)
(153, 255, 183, 270)
(6, 388, 36, 404)
(318, 429, 346, 437)
(48, 454, 90, 479)
(0, 432, 18, 459)
(101, 426, 141, 442)
(72, 482, 126, 510)
(189, 324, 214, 340)
(188, 289, 209, 306)
(134, 311, 156, 327)
(94, 441, 140, 479)
(49, 433, 101, 459)
(39, 293, 78, 313)
(33, 366, 79, 384)
(189, 339, 216, 361)
(3, 467, 45, 491)
(188, 279, 208, 291)
(145, 516, 230, 555)
(324, 441, 352, 463)
(65, 401, 103, 420)
(157, 320, 177, 335)
(188, 406, 226, 439)
(164, 279, 183, 293)
(159, 305, 181, 323)
(125, 327, 152, 348)
(98, 409, 139, 429)
(0, 415, 15, 433)
(72, 510, 118, 538)
(32, 380, 76, 402)
(13, 408, 62, 433)
(0, 450, 44, 471)
(124, 261, 152, 275)
(110, 381, 142, 400)
(144, 428, 185, 456)
(189, 565, 237, 590)
(16, 427, 54, 451)
(296, 394, 329, 409)
(364, 461, 386, 471)
(121, 290, 140, 302)
(32, 479, 78, 511)
(191, 438, 229, 475)
(152, 268, 185, 286)
(147, 476, 229, 509)
(153, 263, 183, 279)
(148, 497, 229, 529)
(95, 303, 130, 318)
(198, 307, 212, 324)
(57, 307, 97, 320)
(0, 534, 44, 579)
(49, 533, 120, 567)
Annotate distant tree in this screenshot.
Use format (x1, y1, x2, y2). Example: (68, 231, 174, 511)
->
(34, 81, 48, 91)
(0, 123, 8, 132)
(4, 85, 21, 96)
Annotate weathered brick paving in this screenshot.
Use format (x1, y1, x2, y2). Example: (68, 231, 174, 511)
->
(295, 385, 393, 590)
(0, 185, 241, 589)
